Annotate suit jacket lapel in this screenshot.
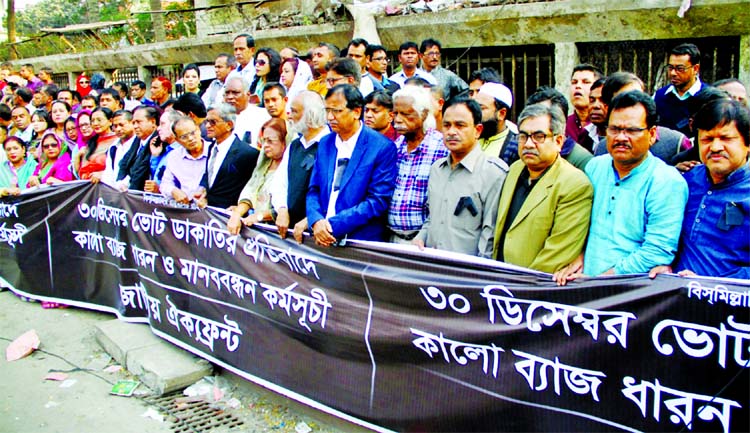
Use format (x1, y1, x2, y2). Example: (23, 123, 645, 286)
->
(507, 158, 560, 232)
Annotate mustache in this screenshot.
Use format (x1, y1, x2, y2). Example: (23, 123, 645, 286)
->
(522, 149, 539, 156)
(707, 151, 729, 159)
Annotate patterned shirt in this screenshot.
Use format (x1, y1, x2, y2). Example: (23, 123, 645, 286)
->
(388, 128, 448, 232)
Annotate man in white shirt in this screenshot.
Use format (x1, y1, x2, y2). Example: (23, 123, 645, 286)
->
(202, 53, 236, 109)
(101, 110, 136, 188)
(196, 103, 259, 209)
(269, 91, 329, 240)
(222, 75, 270, 148)
(233, 33, 256, 85)
(389, 41, 437, 88)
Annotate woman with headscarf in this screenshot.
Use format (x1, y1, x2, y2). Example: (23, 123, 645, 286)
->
(227, 118, 287, 234)
(76, 74, 91, 97)
(249, 48, 281, 106)
(279, 57, 313, 109)
(27, 132, 73, 186)
(0, 136, 37, 196)
(77, 107, 117, 181)
(74, 110, 95, 151)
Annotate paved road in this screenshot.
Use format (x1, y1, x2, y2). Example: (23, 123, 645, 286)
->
(0, 290, 374, 433)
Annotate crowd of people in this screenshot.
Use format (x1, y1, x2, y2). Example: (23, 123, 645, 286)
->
(0, 37, 747, 282)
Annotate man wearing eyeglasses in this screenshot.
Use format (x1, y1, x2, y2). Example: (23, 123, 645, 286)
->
(325, 57, 373, 98)
(492, 103, 592, 273)
(160, 116, 209, 205)
(654, 43, 707, 137)
(195, 103, 259, 209)
(554, 91, 688, 285)
(419, 39, 468, 101)
(366, 44, 400, 94)
(306, 84, 397, 246)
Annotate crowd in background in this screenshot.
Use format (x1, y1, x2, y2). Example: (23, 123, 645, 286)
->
(0, 36, 747, 285)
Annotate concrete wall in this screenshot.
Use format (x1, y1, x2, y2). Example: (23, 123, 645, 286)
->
(13, 0, 750, 88)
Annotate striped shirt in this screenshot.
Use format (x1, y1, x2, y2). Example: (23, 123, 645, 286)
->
(388, 128, 448, 232)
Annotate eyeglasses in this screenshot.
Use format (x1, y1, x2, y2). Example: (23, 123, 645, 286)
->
(42, 142, 59, 149)
(607, 126, 649, 137)
(326, 77, 348, 86)
(666, 65, 691, 73)
(255, 60, 267, 66)
(371, 56, 389, 63)
(424, 52, 441, 58)
(78, 122, 91, 128)
(518, 131, 552, 144)
(325, 107, 348, 116)
(204, 119, 223, 126)
(177, 129, 200, 141)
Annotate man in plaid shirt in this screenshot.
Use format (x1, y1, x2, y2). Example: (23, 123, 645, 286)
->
(387, 85, 448, 243)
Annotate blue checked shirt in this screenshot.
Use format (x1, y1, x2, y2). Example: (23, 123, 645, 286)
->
(388, 129, 448, 232)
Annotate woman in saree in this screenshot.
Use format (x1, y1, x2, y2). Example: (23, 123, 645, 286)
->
(77, 107, 117, 181)
(227, 118, 287, 234)
(0, 136, 37, 196)
(27, 132, 73, 186)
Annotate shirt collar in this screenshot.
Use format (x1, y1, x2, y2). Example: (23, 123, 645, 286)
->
(450, 144, 483, 172)
(666, 78, 703, 100)
(709, 161, 750, 188)
(611, 151, 654, 181)
(301, 128, 329, 148)
(335, 121, 363, 148)
(216, 133, 234, 150)
(180, 141, 209, 160)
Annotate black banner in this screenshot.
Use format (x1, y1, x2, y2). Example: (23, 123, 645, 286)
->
(1, 182, 748, 433)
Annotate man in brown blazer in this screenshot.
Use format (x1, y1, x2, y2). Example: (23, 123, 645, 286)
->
(492, 103, 593, 273)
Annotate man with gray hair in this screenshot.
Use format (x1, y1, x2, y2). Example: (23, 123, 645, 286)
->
(270, 91, 329, 240)
(493, 103, 593, 273)
(196, 103, 259, 209)
(223, 74, 270, 147)
(387, 85, 448, 243)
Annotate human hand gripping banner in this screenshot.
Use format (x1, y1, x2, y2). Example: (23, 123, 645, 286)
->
(1, 182, 748, 433)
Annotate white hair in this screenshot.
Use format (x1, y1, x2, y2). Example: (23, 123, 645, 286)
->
(392, 85, 436, 132)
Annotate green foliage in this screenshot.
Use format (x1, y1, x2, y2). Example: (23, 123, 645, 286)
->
(15, 0, 130, 36)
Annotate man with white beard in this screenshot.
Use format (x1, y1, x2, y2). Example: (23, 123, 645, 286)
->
(269, 90, 329, 241)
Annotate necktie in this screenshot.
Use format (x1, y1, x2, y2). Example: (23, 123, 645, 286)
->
(333, 158, 349, 192)
(207, 143, 219, 188)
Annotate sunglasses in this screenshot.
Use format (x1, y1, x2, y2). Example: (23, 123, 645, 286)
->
(255, 60, 267, 66)
(42, 143, 60, 149)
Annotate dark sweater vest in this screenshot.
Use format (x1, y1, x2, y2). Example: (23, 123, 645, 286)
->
(287, 137, 319, 225)
(654, 82, 706, 137)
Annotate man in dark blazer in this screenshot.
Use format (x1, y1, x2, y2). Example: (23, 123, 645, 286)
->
(196, 103, 259, 209)
(117, 105, 160, 191)
(306, 84, 398, 245)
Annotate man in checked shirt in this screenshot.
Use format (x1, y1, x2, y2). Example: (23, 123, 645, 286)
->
(387, 85, 448, 244)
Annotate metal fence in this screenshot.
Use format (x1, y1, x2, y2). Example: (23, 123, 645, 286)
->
(578, 36, 740, 94)
(390, 44, 555, 120)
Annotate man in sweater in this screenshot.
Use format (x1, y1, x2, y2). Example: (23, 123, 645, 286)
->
(654, 43, 707, 137)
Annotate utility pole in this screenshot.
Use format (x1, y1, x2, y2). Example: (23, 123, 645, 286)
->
(150, 0, 165, 42)
(7, 0, 17, 59)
